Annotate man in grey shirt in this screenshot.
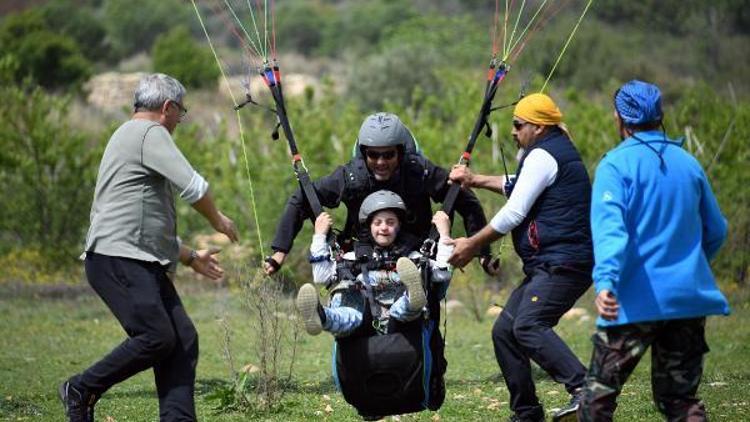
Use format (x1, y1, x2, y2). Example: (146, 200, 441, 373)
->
(59, 73, 239, 422)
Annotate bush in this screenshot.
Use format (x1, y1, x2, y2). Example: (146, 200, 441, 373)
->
(317, 0, 417, 56)
(273, 1, 330, 54)
(103, 0, 192, 57)
(0, 10, 92, 90)
(152, 26, 220, 89)
(40, 0, 111, 63)
(345, 14, 485, 110)
(0, 83, 102, 268)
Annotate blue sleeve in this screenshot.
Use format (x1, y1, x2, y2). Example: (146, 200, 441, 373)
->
(591, 159, 629, 295)
(698, 169, 727, 260)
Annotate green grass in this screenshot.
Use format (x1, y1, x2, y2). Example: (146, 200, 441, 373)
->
(1, 284, 749, 421)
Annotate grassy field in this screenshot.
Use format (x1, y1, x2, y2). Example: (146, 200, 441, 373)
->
(1, 281, 748, 421)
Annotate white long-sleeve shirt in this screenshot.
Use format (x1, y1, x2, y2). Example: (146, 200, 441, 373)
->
(490, 148, 558, 235)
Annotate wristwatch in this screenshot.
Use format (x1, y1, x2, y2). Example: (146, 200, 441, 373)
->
(186, 249, 199, 266)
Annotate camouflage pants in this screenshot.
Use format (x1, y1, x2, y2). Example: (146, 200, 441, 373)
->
(578, 317, 709, 422)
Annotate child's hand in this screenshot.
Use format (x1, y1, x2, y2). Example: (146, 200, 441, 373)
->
(432, 211, 451, 238)
(314, 212, 333, 235)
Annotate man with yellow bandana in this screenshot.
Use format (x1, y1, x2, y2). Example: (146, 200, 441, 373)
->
(448, 93, 593, 422)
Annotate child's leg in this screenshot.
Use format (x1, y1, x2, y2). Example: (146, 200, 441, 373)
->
(389, 294, 423, 322)
(324, 292, 363, 336)
(297, 284, 364, 336)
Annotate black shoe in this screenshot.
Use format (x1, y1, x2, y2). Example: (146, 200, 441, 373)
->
(552, 388, 584, 422)
(58, 380, 96, 422)
(509, 415, 544, 422)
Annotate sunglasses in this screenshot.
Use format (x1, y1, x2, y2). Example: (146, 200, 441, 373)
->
(512, 120, 529, 130)
(365, 149, 398, 160)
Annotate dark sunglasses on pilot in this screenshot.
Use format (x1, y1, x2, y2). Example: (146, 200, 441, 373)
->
(512, 120, 530, 130)
(365, 149, 398, 160)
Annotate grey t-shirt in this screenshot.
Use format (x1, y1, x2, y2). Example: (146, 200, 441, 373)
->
(84, 119, 208, 265)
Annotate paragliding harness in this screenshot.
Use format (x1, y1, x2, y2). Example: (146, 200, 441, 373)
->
(240, 60, 443, 418)
(333, 51, 519, 422)
(331, 232, 447, 419)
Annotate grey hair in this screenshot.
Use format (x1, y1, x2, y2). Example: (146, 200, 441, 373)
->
(133, 73, 186, 111)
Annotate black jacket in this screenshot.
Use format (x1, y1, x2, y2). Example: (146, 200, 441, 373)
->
(271, 152, 490, 256)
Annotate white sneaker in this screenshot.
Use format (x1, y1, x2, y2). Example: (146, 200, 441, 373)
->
(296, 283, 322, 335)
(397, 257, 426, 312)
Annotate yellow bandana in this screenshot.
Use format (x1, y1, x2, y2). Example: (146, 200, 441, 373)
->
(513, 93, 563, 126)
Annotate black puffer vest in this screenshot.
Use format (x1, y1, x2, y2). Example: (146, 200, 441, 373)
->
(339, 153, 431, 245)
(511, 128, 593, 274)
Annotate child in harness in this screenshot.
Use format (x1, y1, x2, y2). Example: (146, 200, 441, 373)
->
(296, 190, 453, 337)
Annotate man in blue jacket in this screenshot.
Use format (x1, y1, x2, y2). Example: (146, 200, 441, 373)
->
(578, 80, 730, 422)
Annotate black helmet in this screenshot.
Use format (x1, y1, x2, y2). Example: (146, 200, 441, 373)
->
(358, 190, 406, 225)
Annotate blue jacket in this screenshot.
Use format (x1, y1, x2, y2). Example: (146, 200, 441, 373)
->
(591, 130, 730, 326)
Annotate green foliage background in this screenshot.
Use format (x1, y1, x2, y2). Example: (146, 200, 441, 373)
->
(0, 0, 748, 287)
(152, 26, 220, 89)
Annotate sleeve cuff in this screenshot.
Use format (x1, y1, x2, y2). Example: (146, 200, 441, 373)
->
(180, 171, 209, 204)
(595, 279, 616, 295)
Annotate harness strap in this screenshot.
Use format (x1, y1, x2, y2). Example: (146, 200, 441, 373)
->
(358, 261, 382, 324)
(354, 242, 381, 324)
(295, 164, 324, 218)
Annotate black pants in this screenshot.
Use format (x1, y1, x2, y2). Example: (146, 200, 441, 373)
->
(492, 265, 590, 420)
(578, 318, 709, 422)
(71, 253, 199, 421)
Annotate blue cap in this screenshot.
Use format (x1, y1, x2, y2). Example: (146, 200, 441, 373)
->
(614, 80, 663, 126)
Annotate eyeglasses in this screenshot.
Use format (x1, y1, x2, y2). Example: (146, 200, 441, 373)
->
(512, 120, 529, 130)
(365, 149, 397, 161)
(170, 100, 188, 118)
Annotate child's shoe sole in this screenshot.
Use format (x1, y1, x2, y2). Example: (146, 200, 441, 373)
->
(397, 257, 426, 312)
(296, 283, 322, 335)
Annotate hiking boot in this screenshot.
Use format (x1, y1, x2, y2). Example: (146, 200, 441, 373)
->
(397, 257, 426, 312)
(296, 283, 323, 335)
(58, 380, 96, 422)
(552, 388, 584, 422)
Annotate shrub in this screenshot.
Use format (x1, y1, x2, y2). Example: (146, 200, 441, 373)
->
(103, 0, 192, 57)
(0, 10, 92, 90)
(40, 0, 111, 62)
(0, 83, 102, 269)
(152, 26, 220, 89)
